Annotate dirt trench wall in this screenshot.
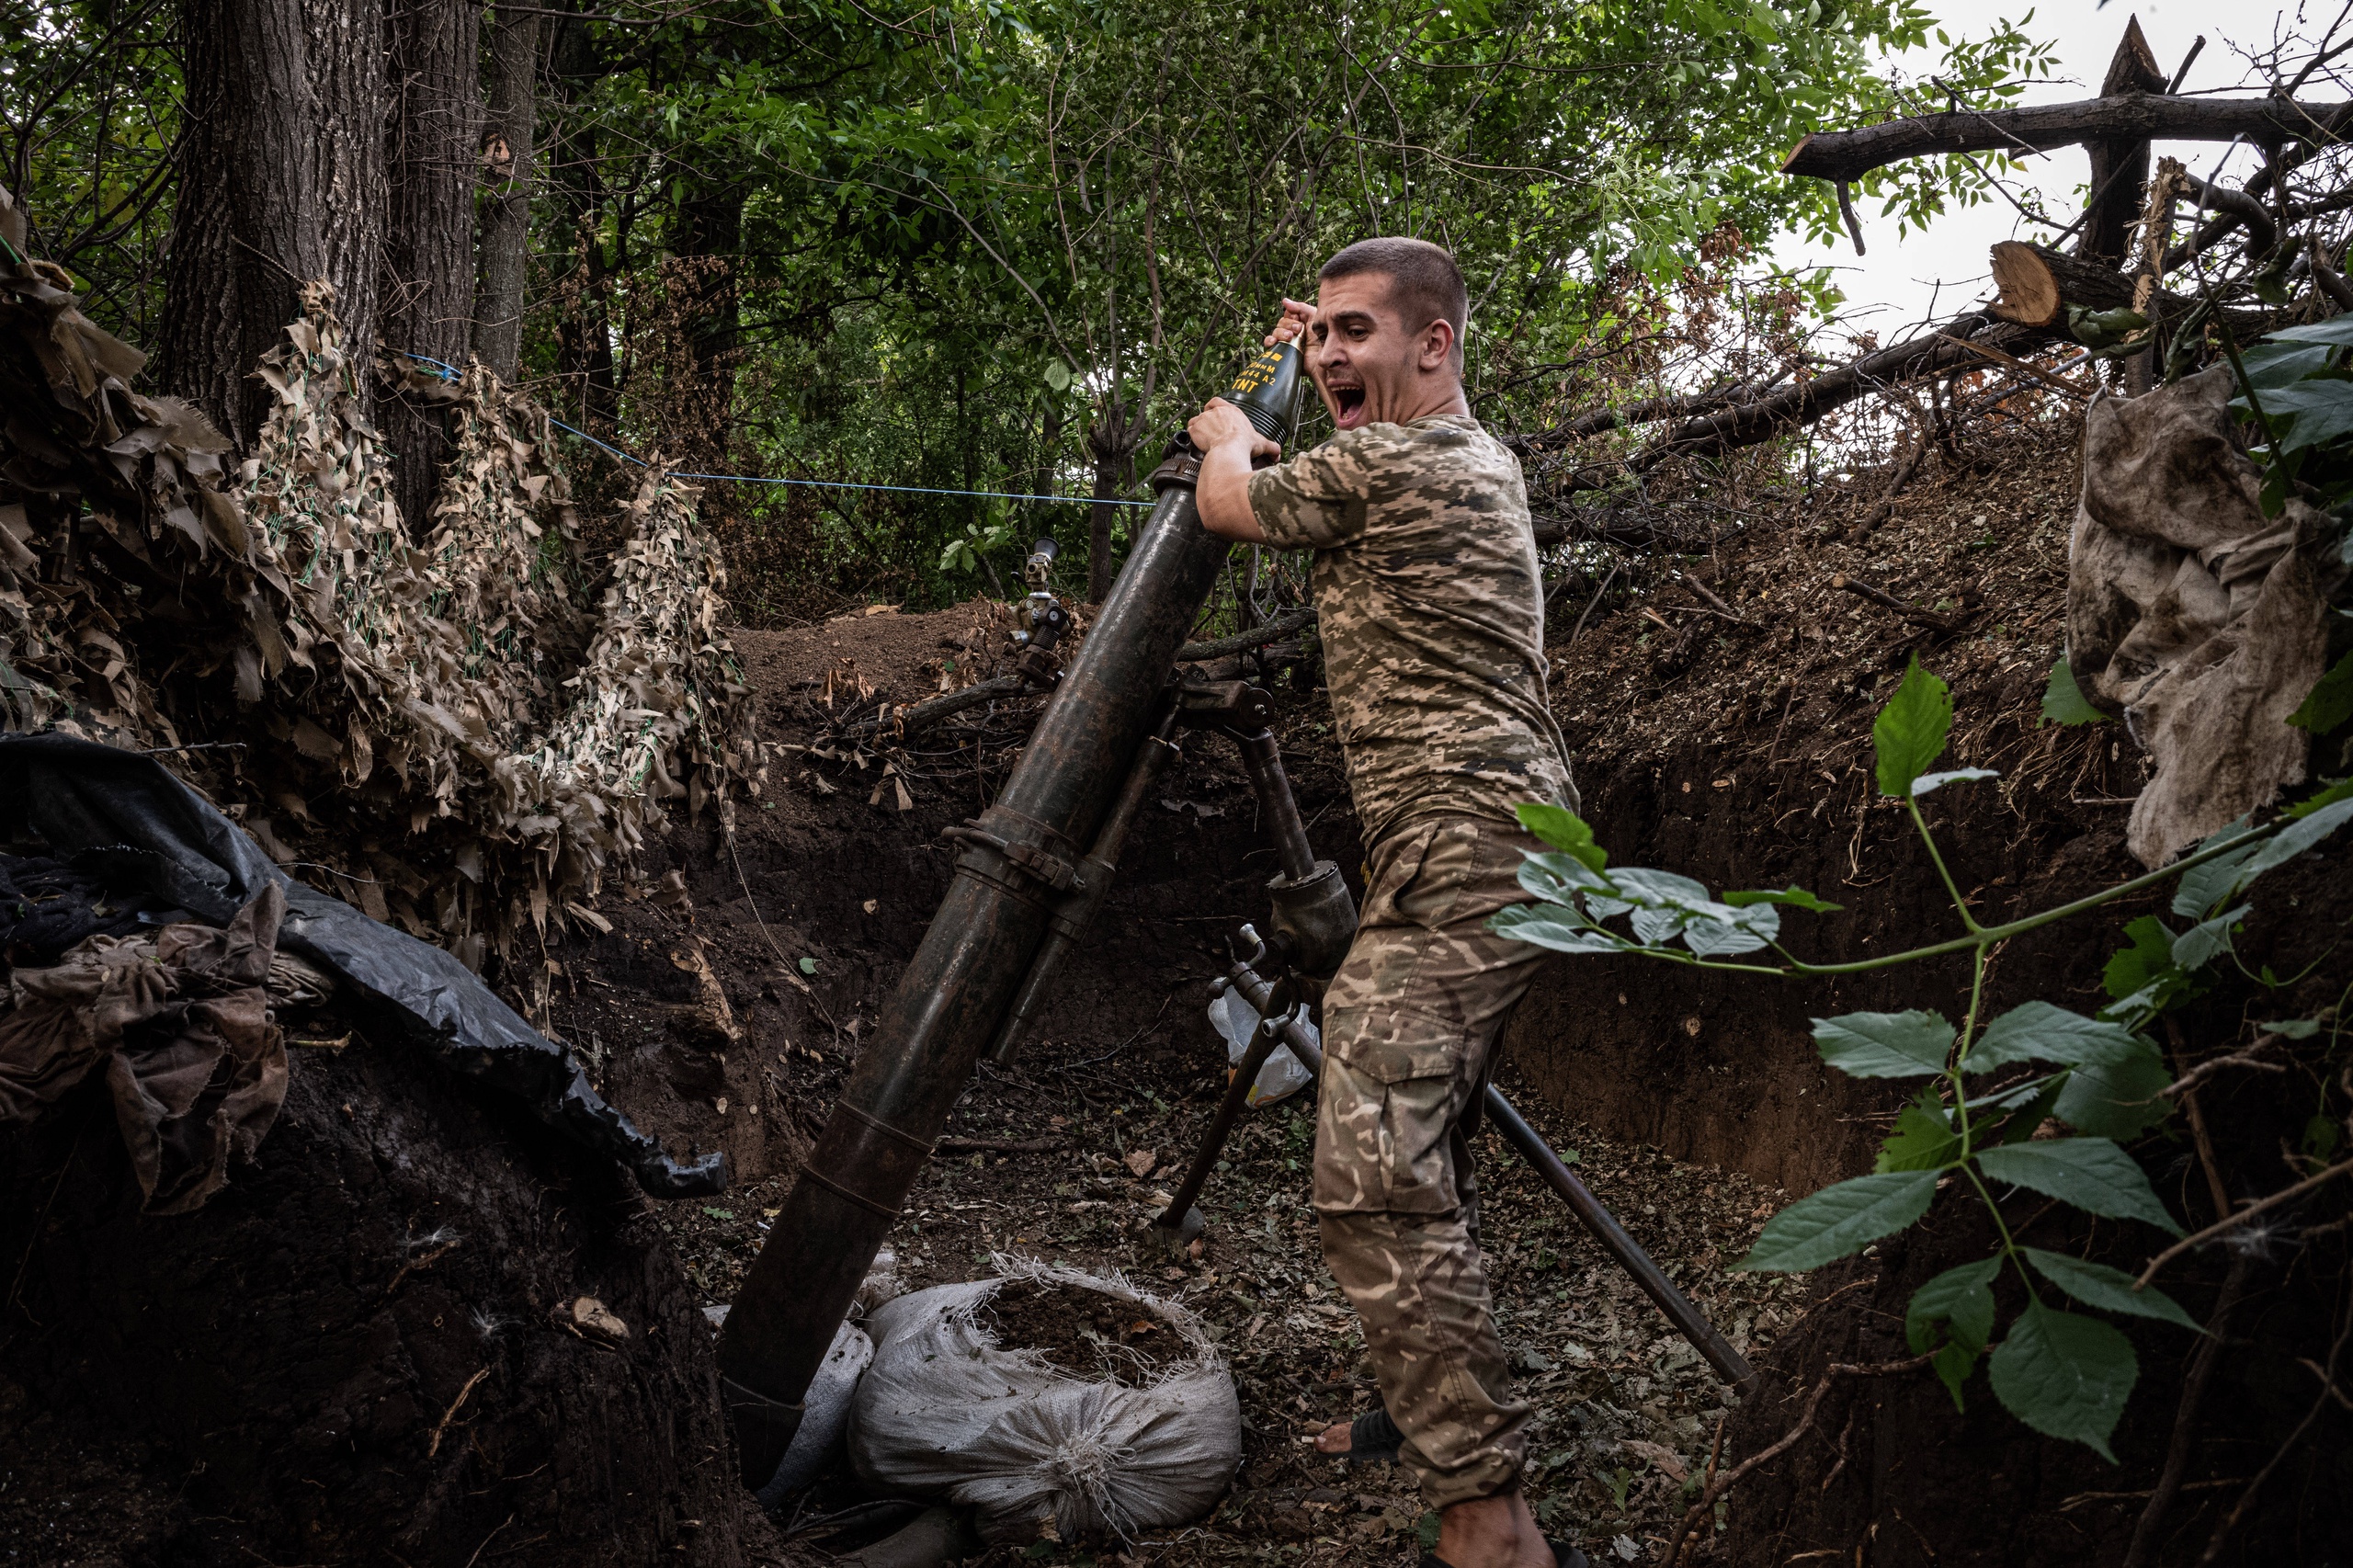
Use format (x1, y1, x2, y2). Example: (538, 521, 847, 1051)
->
(1507, 684, 2143, 1198)
(621, 607, 2128, 1210)
(0, 1037, 773, 1568)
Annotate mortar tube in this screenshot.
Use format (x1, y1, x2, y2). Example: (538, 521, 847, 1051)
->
(714, 478, 1231, 1486)
(986, 713, 1182, 1064)
(1233, 728, 1316, 881)
(1221, 960, 1758, 1397)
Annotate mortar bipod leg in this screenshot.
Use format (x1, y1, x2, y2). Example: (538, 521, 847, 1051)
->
(1150, 990, 1294, 1254)
(985, 705, 1181, 1064)
(1217, 957, 1758, 1395)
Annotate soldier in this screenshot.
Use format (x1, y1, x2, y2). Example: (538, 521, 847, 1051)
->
(1185, 238, 1582, 1568)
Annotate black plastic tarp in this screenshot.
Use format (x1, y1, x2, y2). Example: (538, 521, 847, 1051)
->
(0, 733, 726, 1198)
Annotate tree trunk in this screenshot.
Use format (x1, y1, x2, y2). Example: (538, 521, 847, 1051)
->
(1029, 396, 1065, 546)
(377, 0, 481, 536)
(472, 4, 541, 381)
(2076, 19, 2168, 267)
(158, 0, 387, 449)
(1084, 400, 1140, 604)
(546, 10, 617, 437)
(664, 181, 745, 472)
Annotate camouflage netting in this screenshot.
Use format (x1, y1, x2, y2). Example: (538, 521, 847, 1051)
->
(0, 222, 762, 971)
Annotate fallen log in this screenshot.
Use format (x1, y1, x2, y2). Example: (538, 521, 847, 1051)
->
(1985, 243, 2269, 335)
(1989, 242, 2143, 326)
(1782, 96, 2353, 186)
(1634, 311, 2033, 467)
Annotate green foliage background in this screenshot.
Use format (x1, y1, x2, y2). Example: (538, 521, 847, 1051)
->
(3, 0, 2051, 615)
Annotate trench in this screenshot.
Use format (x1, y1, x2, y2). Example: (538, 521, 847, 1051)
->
(4, 426, 2346, 1567)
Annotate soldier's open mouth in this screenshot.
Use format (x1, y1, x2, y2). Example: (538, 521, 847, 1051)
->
(1331, 384, 1366, 426)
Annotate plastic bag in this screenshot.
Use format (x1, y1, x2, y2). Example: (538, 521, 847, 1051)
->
(1207, 988, 1315, 1107)
(848, 1256, 1241, 1544)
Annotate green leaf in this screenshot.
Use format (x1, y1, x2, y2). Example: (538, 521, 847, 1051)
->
(2234, 339, 2338, 389)
(2019, 1248, 2203, 1333)
(1973, 1140, 2182, 1235)
(2170, 905, 2248, 971)
(2103, 916, 2177, 1003)
(1486, 904, 1634, 955)
(2052, 1039, 2174, 1141)
(1969, 1001, 2146, 1074)
(2285, 776, 2353, 819)
(2235, 378, 2353, 454)
(1906, 1256, 2000, 1354)
(1735, 1170, 1940, 1273)
(2172, 817, 2258, 919)
(1516, 851, 1610, 906)
(2270, 1017, 2324, 1040)
(2266, 316, 2353, 347)
(1722, 884, 1843, 912)
(1043, 359, 1074, 392)
(1988, 1075, 2067, 1145)
(1514, 803, 1607, 870)
(1930, 1341, 1980, 1411)
(1813, 1010, 1954, 1079)
(2040, 658, 2109, 726)
(1988, 1300, 2138, 1460)
(2234, 795, 2353, 893)
(1913, 767, 1998, 795)
(1876, 1088, 1964, 1172)
(798, 956, 819, 975)
(1874, 658, 1952, 797)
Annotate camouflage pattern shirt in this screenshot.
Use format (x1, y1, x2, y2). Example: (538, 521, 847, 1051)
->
(1246, 414, 1574, 845)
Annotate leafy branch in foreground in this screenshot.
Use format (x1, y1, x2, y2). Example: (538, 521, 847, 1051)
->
(1490, 659, 2353, 1457)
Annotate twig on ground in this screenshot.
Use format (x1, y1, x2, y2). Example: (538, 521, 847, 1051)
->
(2196, 1304, 2352, 1564)
(385, 1236, 462, 1298)
(1564, 563, 1620, 648)
(427, 1366, 494, 1458)
(935, 1135, 1065, 1154)
(1829, 573, 1966, 634)
(1176, 607, 1318, 662)
(2124, 1250, 2255, 1566)
(1662, 1354, 1933, 1567)
(2137, 1158, 2353, 1288)
(2162, 1046, 2290, 1101)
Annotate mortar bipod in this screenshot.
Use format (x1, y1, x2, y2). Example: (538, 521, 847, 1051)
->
(984, 700, 1182, 1065)
(1149, 924, 1305, 1253)
(1164, 950, 1761, 1397)
(1171, 679, 1358, 983)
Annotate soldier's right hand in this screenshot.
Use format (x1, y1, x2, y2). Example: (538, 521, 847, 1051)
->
(1265, 298, 1316, 347)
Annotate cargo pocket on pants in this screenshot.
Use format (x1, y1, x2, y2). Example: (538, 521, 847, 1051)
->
(1314, 1005, 1471, 1217)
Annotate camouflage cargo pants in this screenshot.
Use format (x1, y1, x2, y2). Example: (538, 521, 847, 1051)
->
(1313, 813, 1552, 1509)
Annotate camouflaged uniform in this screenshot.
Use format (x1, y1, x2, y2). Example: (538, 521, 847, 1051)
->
(1248, 414, 1574, 1510)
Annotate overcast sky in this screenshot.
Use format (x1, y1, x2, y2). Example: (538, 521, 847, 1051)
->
(1770, 0, 2313, 337)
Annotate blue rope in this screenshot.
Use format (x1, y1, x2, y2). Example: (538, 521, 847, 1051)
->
(399, 352, 1157, 507)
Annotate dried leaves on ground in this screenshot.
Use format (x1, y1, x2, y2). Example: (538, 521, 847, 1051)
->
(663, 1028, 1806, 1566)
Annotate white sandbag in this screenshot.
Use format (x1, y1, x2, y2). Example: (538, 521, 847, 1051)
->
(1208, 988, 1314, 1107)
(757, 1317, 875, 1506)
(848, 1256, 1242, 1544)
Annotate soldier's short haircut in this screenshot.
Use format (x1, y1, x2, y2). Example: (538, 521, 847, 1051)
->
(1319, 237, 1469, 371)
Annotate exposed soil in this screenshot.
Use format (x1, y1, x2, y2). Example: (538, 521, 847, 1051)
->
(0, 1014, 785, 1568)
(981, 1279, 1182, 1388)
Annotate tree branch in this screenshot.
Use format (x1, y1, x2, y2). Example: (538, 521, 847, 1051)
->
(1784, 96, 2353, 186)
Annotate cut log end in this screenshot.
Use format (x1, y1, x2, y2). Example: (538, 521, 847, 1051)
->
(1990, 241, 2064, 328)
